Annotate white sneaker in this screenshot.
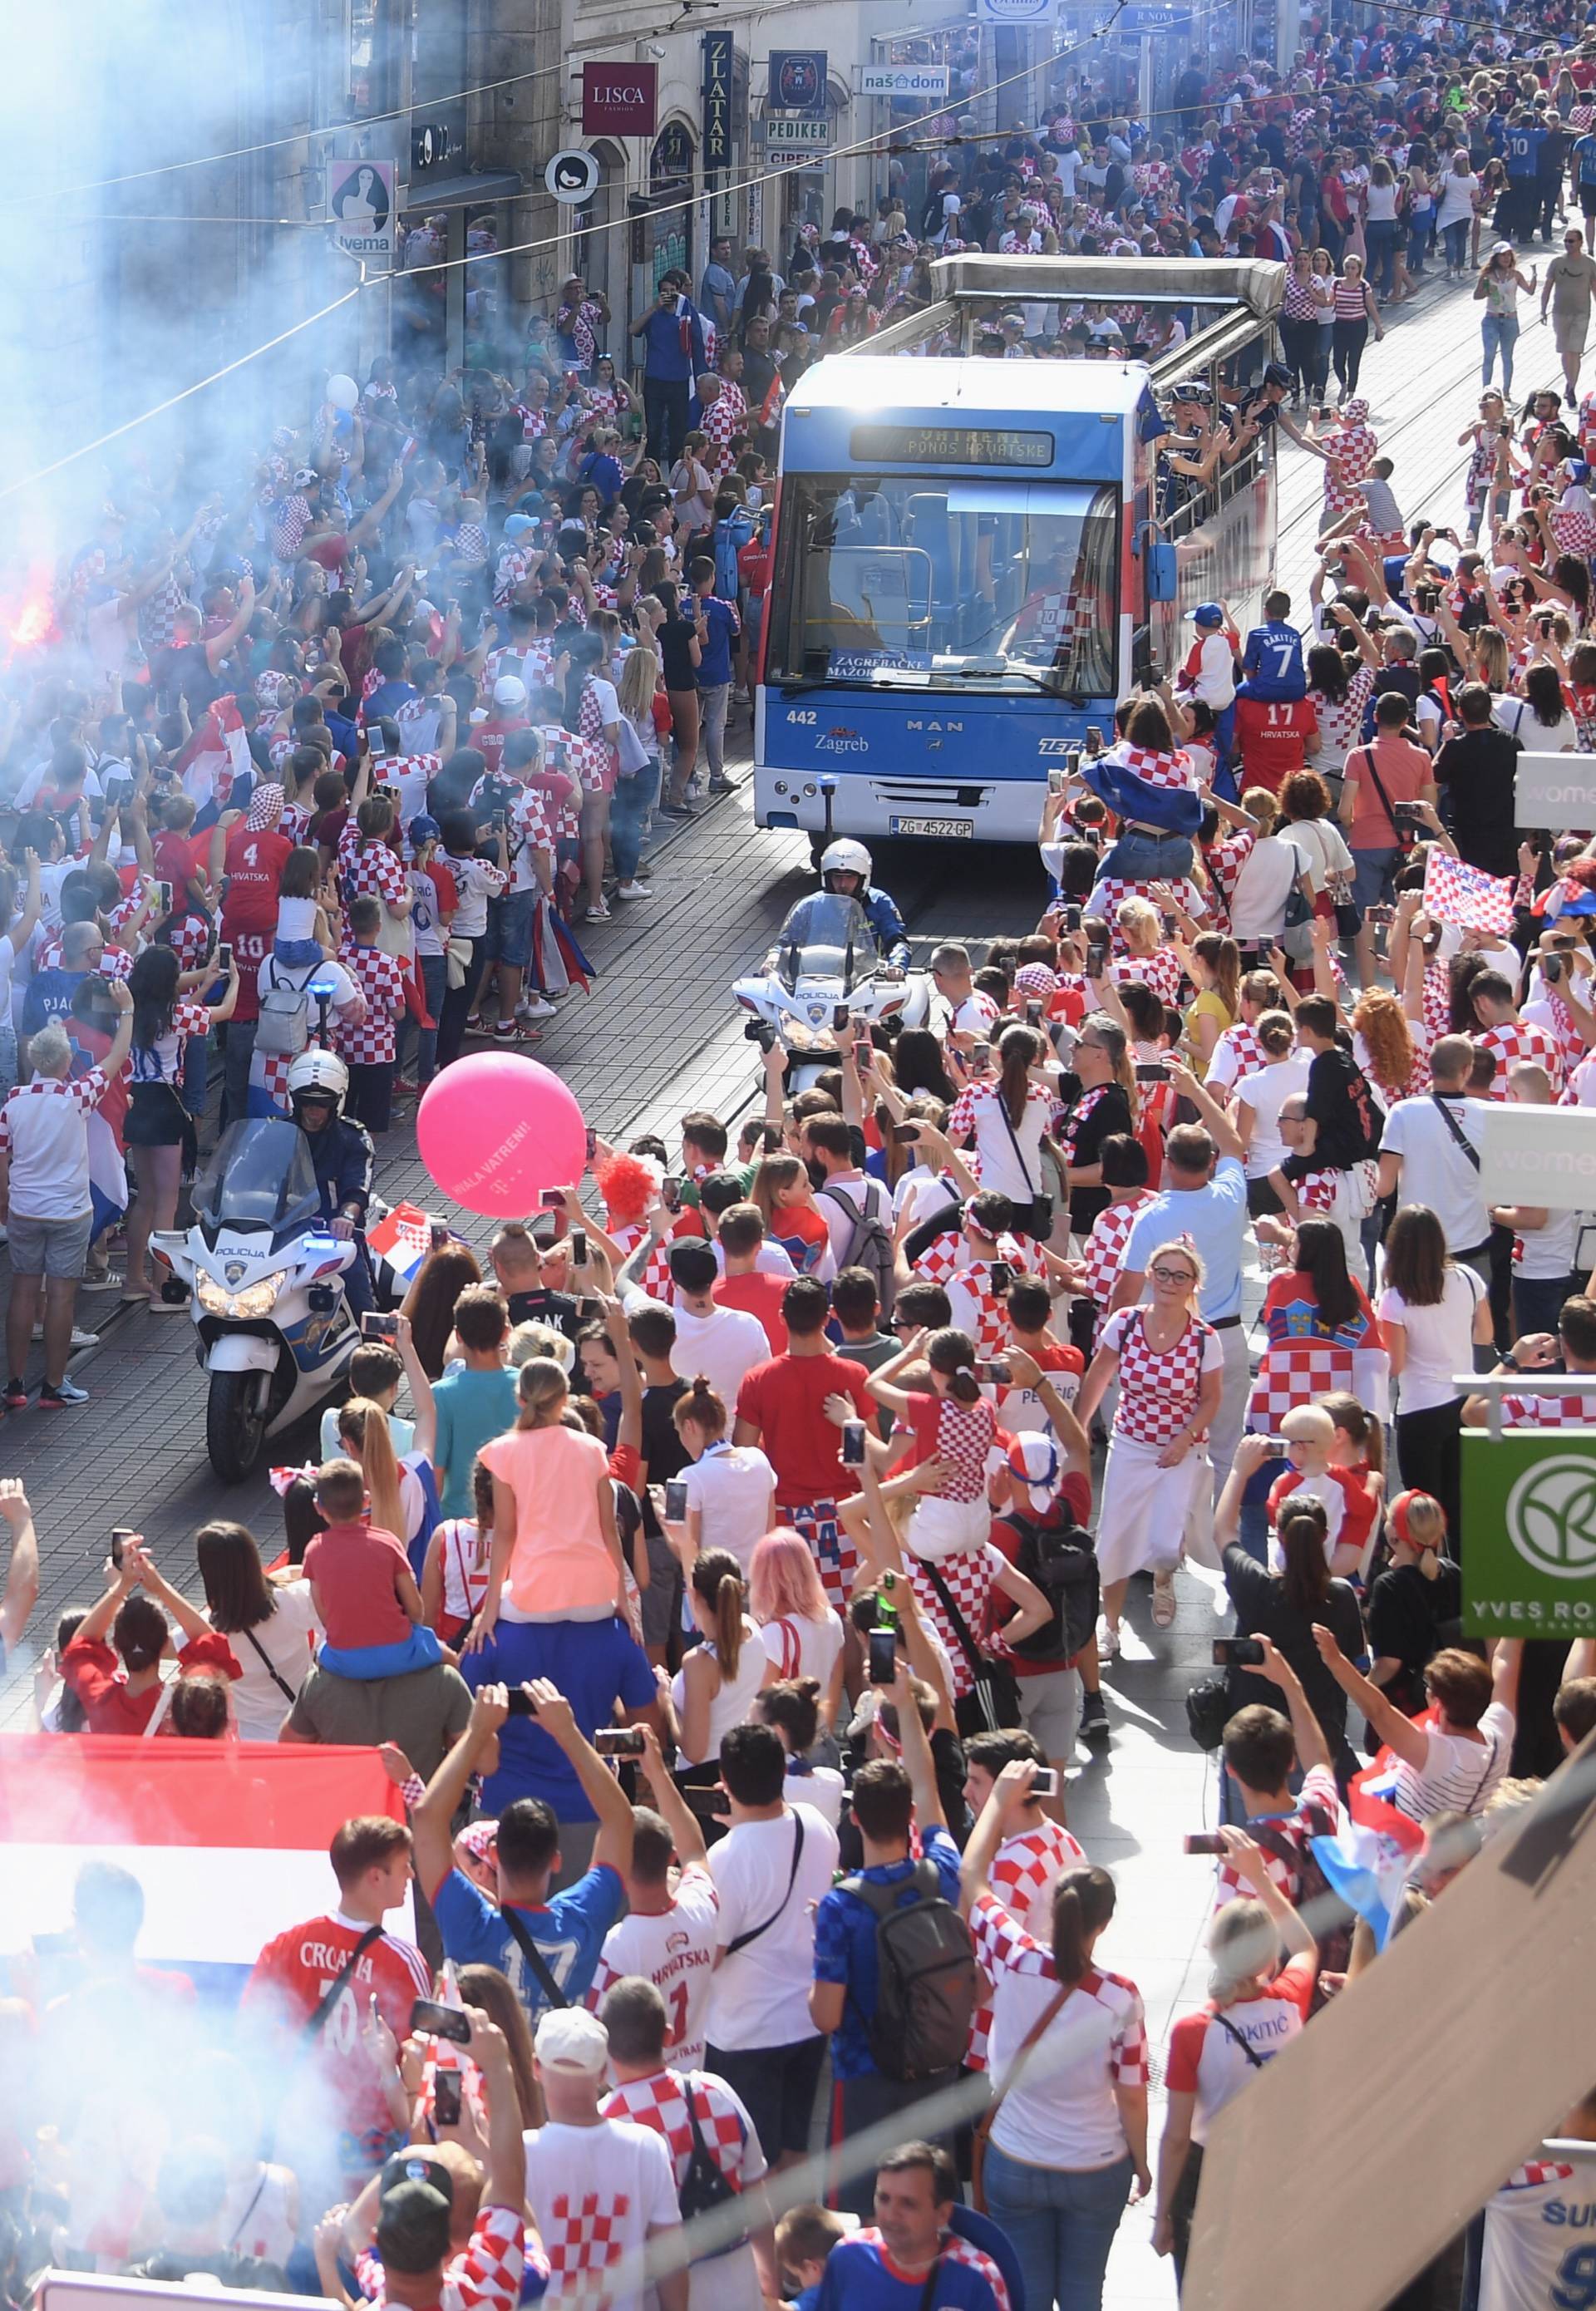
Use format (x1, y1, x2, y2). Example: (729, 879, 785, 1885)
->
(518, 996, 557, 1021)
(32, 1324, 99, 1348)
(613, 880, 653, 899)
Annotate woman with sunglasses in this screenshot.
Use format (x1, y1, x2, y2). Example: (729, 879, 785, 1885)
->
(1075, 1239, 1222, 1653)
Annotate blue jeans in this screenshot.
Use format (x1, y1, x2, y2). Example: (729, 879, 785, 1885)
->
(1350, 845, 1400, 914)
(610, 764, 660, 883)
(181, 1026, 209, 1123)
(1407, 213, 1431, 271)
(222, 1018, 257, 1131)
(1091, 827, 1195, 894)
(1443, 218, 1469, 270)
(982, 2144, 1134, 2311)
(399, 953, 446, 1085)
(1481, 311, 1520, 392)
(1367, 217, 1398, 297)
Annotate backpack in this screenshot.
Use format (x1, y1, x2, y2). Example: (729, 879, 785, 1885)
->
(254, 958, 321, 1058)
(676, 2082, 745, 2230)
(839, 1860, 978, 2082)
(822, 1180, 896, 1317)
(999, 1505, 1100, 1665)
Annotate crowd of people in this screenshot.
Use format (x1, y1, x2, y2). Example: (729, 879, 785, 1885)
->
(7, 5, 1596, 2311)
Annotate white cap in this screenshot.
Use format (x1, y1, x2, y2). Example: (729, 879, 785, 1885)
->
(493, 675, 528, 708)
(534, 2008, 609, 2072)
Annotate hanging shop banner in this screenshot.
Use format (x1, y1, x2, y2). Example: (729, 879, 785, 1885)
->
(768, 51, 827, 112)
(582, 62, 658, 137)
(702, 29, 735, 175)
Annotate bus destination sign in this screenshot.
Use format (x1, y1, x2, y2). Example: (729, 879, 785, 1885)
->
(849, 426, 1052, 468)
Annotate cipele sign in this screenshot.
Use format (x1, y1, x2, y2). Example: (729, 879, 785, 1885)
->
(582, 62, 658, 136)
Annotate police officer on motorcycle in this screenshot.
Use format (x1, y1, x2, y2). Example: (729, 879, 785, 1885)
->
(286, 1048, 377, 1317)
(819, 839, 909, 966)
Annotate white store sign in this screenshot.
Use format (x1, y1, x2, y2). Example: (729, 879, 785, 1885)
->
(860, 66, 952, 97)
(762, 116, 835, 152)
(1480, 1104, 1596, 1210)
(1517, 749, 1596, 829)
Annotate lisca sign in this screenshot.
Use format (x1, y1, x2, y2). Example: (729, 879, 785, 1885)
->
(1463, 1430, 1596, 1634)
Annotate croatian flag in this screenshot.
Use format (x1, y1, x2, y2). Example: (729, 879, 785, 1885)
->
(0, 1736, 404, 1998)
(1422, 847, 1516, 937)
(172, 693, 252, 811)
(366, 1200, 435, 1285)
(1309, 1814, 1417, 1954)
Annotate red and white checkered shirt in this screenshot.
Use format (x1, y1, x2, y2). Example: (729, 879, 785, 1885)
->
(1203, 828, 1255, 926)
(601, 2067, 764, 2199)
(338, 824, 409, 915)
(0, 1066, 107, 1154)
(354, 2204, 536, 2311)
(1206, 1019, 1266, 1093)
(1504, 2158, 1579, 2190)
(336, 944, 407, 1066)
(1078, 1193, 1151, 1312)
(1476, 1017, 1565, 1096)
(1108, 946, 1185, 1010)
(1099, 1306, 1219, 1447)
(702, 379, 747, 474)
(1499, 1390, 1594, 1426)
(968, 1821, 1088, 2070)
(970, 1887, 1148, 2087)
(1211, 1766, 1342, 1910)
(1091, 877, 1207, 934)
(905, 1545, 1005, 1701)
(909, 1391, 1000, 1502)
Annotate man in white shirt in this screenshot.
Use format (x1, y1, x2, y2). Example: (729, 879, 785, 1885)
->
(662, 1241, 770, 1403)
(703, 1720, 840, 2172)
(523, 2007, 685, 2311)
(1376, 1033, 1492, 1270)
(928, 944, 1000, 1038)
(588, 1731, 721, 2070)
(804, 1115, 894, 1274)
(0, 999, 133, 1410)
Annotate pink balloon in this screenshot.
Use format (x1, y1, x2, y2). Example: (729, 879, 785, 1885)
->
(415, 1052, 586, 1218)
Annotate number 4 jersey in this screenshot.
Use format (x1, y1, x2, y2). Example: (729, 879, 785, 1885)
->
(1481, 2149, 1596, 2311)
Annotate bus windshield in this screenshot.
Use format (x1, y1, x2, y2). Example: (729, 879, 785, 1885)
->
(766, 473, 1117, 697)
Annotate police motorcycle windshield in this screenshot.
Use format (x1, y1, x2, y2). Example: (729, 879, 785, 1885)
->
(193, 1118, 324, 1239)
(775, 893, 880, 995)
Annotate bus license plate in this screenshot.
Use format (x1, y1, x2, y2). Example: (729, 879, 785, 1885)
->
(890, 816, 973, 838)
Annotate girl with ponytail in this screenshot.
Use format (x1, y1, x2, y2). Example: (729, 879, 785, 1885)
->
(959, 1756, 1147, 2310)
(669, 1546, 775, 1767)
(469, 1354, 628, 1653)
(864, 1327, 1051, 1717)
(669, 1376, 776, 1572)
(943, 1022, 1060, 1241)
(1366, 1489, 1461, 1717)
(1214, 1434, 1367, 1780)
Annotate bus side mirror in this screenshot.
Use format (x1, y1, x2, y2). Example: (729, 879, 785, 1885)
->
(1147, 540, 1177, 602)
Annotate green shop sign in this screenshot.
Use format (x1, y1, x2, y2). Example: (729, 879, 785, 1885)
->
(1463, 1431, 1596, 1636)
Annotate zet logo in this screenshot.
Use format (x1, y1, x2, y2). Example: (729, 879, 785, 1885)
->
(1505, 1453, 1596, 1580)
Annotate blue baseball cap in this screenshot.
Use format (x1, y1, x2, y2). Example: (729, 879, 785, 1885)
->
(408, 813, 441, 845)
(1192, 603, 1224, 627)
(503, 513, 537, 540)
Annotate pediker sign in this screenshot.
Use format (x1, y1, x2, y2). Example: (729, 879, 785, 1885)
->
(582, 62, 658, 136)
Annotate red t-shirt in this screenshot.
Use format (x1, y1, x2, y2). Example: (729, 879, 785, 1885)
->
(989, 1471, 1092, 1674)
(1234, 695, 1319, 795)
(303, 1520, 414, 1648)
(735, 1350, 874, 1502)
(221, 825, 294, 1023)
(241, 1910, 431, 2159)
(153, 827, 210, 902)
(60, 1631, 242, 1734)
(714, 1269, 790, 1353)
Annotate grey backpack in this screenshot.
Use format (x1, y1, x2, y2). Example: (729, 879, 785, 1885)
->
(255, 960, 319, 1058)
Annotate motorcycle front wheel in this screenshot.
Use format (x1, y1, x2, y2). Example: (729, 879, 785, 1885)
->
(206, 1368, 270, 1483)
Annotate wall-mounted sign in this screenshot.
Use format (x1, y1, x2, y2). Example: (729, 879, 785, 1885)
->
(582, 61, 658, 136)
(651, 121, 696, 186)
(860, 65, 952, 97)
(328, 158, 395, 265)
(1480, 1104, 1596, 1212)
(544, 148, 602, 204)
(768, 50, 826, 111)
(762, 115, 834, 154)
(702, 29, 735, 176)
(1516, 749, 1596, 829)
(410, 121, 454, 171)
(1463, 1432, 1596, 1636)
